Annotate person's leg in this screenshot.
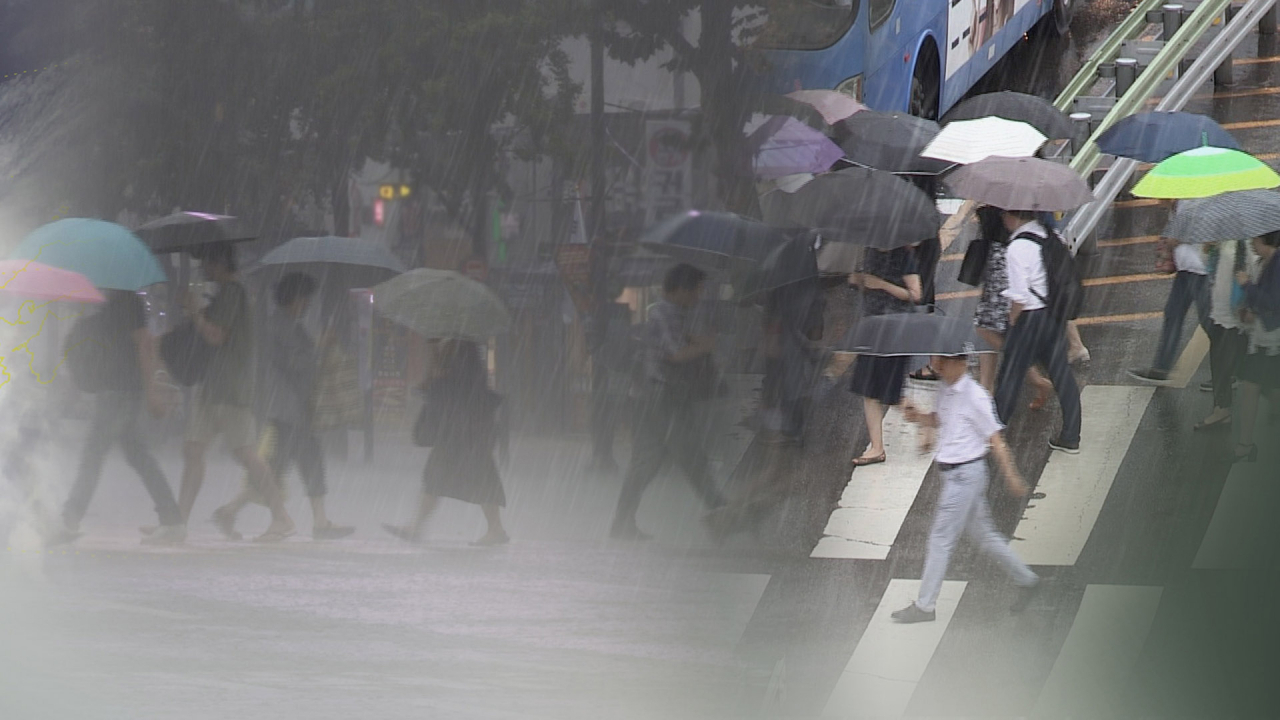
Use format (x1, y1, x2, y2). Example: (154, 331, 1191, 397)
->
(1153, 272, 1195, 372)
(912, 469, 984, 615)
(976, 327, 1005, 394)
(61, 394, 125, 532)
(1066, 321, 1089, 363)
(1236, 379, 1262, 457)
(178, 396, 218, 522)
(611, 391, 670, 535)
(858, 397, 887, 460)
(590, 366, 616, 468)
(670, 400, 726, 511)
(1201, 323, 1234, 425)
(995, 312, 1040, 425)
(1037, 320, 1083, 447)
(963, 466, 1037, 588)
(477, 504, 508, 544)
(117, 395, 182, 528)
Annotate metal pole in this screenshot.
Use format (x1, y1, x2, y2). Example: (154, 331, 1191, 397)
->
(1164, 4, 1184, 36)
(1216, 5, 1238, 86)
(1070, 112, 1092, 155)
(1115, 58, 1140, 96)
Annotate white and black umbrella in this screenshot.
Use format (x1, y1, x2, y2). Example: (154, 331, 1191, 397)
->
(1162, 190, 1280, 243)
(840, 312, 996, 357)
(135, 211, 256, 254)
(942, 91, 1076, 140)
(774, 167, 941, 250)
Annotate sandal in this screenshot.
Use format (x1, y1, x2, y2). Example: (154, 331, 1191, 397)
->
(382, 523, 423, 544)
(469, 533, 510, 547)
(851, 453, 887, 467)
(910, 367, 940, 382)
(211, 507, 243, 541)
(252, 528, 295, 543)
(1193, 412, 1232, 432)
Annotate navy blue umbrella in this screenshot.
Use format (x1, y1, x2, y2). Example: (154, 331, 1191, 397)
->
(638, 211, 789, 270)
(1096, 112, 1240, 163)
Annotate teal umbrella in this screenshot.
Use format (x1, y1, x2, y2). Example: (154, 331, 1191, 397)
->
(10, 218, 167, 290)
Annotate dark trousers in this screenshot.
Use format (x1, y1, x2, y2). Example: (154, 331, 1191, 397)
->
(1206, 323, 1248, 409)
(590, 367, 621, 466)
(1154, 271, 1211, 372)
(612, 386, 726, 527)
(995, 309, 1082, 445)
(64, 392, 181, 528)
(265, 420, 326, 498)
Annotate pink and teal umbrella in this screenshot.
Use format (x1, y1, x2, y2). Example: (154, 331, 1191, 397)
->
(0, 259, 105, 303)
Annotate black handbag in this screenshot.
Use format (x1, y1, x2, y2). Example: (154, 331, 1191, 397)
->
(957, 237, 989, 287)
(159, 320, 212, 386)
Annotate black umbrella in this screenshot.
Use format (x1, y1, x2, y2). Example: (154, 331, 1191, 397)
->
(639, 210, 788, 270)
(840, 312, 996, 356)
(832, 111, 952, 176)
(134, 211, 256, 254)
(942, 91, 1076, 140)
(776, 167, 941, 250)
(738, 234, 820, 300)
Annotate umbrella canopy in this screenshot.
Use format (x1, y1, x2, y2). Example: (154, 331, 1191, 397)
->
(748, 115, 846, 178)
(251, 235, 407, 289)
(134, 211, 256, 253)
(778, 167, 941, 250)
(0, 259, 105, 303)
(1096, 111, 1240, 163)
(1161, 190, 1280, 243)
(1132, 146, 1280, 199)
(784, 89, 867, 125)
(639, 210, 787, 270)
(833, 111, 951, 175)
(922, 117, 1048, 165)
(738, 235, 820, 299)
(10, 218, 167, 290)
(942, 91, 1076, 139)
(840, 312, 996, 356)
(945, 156, 1095, 212)
(371, 268, 510, 341)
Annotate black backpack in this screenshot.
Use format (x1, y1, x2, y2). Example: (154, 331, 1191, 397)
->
(64, 315, 110, 393)
(1016, 230, 1083, 323)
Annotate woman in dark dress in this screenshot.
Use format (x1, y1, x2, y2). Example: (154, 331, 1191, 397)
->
(383, 339, 509, 546)
(849, 245, 922, 466)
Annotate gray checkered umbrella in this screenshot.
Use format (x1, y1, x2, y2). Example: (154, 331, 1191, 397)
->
(1162, 190, 1280, 243)
(839, 313, 996, 357)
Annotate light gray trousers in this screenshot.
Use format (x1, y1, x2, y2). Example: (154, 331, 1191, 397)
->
(916, 458, 1038, 612)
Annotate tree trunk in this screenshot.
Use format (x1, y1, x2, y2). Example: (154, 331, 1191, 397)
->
(331, 177, 351, 237)
(697, 0, 762, 218)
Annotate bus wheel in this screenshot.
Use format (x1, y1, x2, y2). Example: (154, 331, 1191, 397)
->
(909, 50, 940, 120)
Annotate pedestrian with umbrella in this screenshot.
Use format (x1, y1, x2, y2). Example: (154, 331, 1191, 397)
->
(942, 91, 1076, 140)
(1096, 112, 1240, 163)
(373, 269, 512, 546)
(1230, 230, 1280, 463)
(946, 156, 1091, 453)
(133, 211, 256, 254)
(846, 316, 1039, 623)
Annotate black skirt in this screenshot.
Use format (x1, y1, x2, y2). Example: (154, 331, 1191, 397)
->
(422, 442, 506, 507)
(1237, 349, 1280, 390)
(848, 354, 909, 406)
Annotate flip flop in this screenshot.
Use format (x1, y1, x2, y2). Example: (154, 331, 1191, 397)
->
(469, 533, 510, 547)
(252, 528, 295, 543)
(1193, 413, 1232, 432)
(910, 367, 940, 381)
(851, 453, 887, 467)
(381, 523, 423, 544)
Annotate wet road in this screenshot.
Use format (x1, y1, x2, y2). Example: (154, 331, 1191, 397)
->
(6, 8, 1280, 720)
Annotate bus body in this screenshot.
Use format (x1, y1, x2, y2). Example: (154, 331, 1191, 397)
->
(753, 0, 1063, 118)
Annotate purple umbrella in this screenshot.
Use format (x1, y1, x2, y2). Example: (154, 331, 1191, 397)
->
(748, 115, 846, 179)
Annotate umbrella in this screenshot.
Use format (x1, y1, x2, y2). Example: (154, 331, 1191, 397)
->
(1161, 190, 1280, 243)
(251, 235, 407, 289)
(371, 268, 510, 341)
(840, 312, 996, 357)
(738, 235, 820, 300)
(778, 167, 941, 249)
(0, 259, 105, 303)
(1132, 146, 1280, 199)
(748, 115, 846, 178)
(134, 211, 256, 253)
(639, 210, 788, 269)
(945, 156, 1095, 212)
(833, 111, 951, 175)
(922, 117, 1048, 165)
(10, 218, 167, 290)
(1096, 111, 1240, 163)
(942, 91, 1076, 139)
(785, 89, 867, 125)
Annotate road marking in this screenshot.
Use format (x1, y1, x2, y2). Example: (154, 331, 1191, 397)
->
(1031, 585, 1163, 718)
(1235, 55, 1280, 65)
(822, 579, 967, 718)
(1015, 386, 1155, 566)
(1166, 326, 1210, 389)
(1193, 431, 1280, 569)
(1223, 118, 1280, 131)
(812, 385, 935, 560)
(1072, 311, 1164, 326)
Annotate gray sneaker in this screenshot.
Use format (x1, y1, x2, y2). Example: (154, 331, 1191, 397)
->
(141, 524, 187, 546)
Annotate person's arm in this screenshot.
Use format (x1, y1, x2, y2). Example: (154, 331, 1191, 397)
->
(859, 274, 923, 304)
(133, 327, 165, 417)
(989, 431, 1029, 498)
(1003, 240, 1034, 325)
(901, 398, 938, 428)
(183, 290, 230, 346)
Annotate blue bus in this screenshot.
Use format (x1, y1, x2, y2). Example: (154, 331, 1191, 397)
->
(752, 0, 1074, 119)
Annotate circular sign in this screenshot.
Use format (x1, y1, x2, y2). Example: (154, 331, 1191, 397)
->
(648, 127, 689, 169)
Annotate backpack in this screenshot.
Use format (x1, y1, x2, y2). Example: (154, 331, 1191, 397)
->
(1016, 230, 1083, 323)
(64, 315, 110, 393)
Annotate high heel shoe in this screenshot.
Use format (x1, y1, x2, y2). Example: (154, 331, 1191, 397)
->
(1231, 444, 1258, 464)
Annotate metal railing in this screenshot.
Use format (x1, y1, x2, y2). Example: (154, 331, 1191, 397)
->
(1053, 0, 1168, 112)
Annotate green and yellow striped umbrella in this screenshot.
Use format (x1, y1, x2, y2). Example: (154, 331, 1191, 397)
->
(1132, 146, 1280, 199)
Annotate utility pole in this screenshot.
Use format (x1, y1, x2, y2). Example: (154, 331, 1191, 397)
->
(588, 0, 606, 243)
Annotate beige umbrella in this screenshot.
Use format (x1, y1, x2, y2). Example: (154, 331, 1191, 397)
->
(371, 268, 511, 341)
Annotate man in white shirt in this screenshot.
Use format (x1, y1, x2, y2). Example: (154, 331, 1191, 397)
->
(891, 353, 1040, 623)
(994, 211, 1083, 454)
(1128, 238, 1211, 384)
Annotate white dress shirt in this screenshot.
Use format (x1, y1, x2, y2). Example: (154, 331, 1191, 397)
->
(1174, 243, 1207, 275)
(1001, 221, 1049, 311)
(933, 373, 1004, 465)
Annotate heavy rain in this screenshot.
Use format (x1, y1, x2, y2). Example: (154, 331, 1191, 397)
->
(2, 1, 1280, 718)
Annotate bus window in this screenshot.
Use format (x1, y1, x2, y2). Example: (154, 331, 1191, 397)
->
(867, 0, 894, 30)
(754, 0, 861, 51)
